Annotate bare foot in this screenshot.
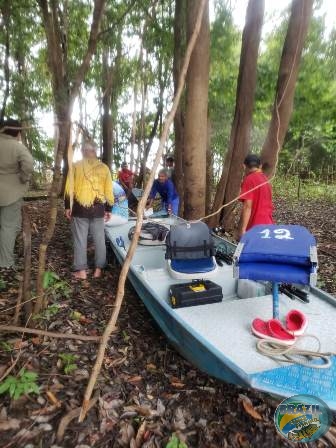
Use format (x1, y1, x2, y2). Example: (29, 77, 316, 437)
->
(93, 268, 103, 278)
(73, 270, 87, 280)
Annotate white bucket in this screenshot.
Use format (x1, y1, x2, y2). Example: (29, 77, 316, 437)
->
(237, 279, 266, 299)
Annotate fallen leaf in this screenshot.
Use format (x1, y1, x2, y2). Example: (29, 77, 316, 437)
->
(104, 356, 127, 368)
(46, 390, 62, 408)
(32, 405, 60, 415)
(146, 363, 157, 371)
(79, 315, 93, 324)
(0, 418, 20, 431)
(127, 375, 142, 384)
(239, 394, 263, 421)
(127, 405, 152, 417)
(234, 432, 249, 448)
(13, 340, 28, 350)
(170, 381, 185, 389)
(135, 421, 147, 448)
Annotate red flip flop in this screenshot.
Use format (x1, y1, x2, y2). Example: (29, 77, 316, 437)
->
(251, 318, 296, 346)
(286, 309, 307, 336)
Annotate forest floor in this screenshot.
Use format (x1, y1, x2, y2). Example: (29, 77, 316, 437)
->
(0, 194, 335, 448)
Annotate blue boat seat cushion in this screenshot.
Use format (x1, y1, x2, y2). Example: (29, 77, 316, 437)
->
(171, 257, 216, 274)
(237, 262, 311, 285)
(234, 225, 318, 286)
(236, 225, 317, 266)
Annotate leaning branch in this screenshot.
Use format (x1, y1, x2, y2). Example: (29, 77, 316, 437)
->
(79, 0, 207, 422)
(0, 325, 101, 342)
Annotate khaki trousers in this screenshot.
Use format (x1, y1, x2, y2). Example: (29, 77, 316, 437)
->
(71, 217, 106, 271)
(0, 199, 22, 268)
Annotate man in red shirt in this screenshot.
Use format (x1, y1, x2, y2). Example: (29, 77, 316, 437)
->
(118, 162, 134, 195)
(238, 154, 274, 238)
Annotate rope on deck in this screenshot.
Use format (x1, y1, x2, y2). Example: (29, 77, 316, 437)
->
(256, 335, 335, 369)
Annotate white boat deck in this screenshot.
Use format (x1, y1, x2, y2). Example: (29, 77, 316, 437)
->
(105, 220, 336, 375)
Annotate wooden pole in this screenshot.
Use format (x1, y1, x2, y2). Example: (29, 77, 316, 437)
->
(78, 0, 208, 422)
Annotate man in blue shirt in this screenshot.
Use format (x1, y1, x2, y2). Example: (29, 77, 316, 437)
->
(147, 169, 179, 215)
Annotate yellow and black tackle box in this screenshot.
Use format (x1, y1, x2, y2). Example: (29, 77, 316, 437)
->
(169, 280, 223, 308)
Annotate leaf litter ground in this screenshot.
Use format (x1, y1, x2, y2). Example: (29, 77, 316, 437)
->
(0, 197, 335, 448)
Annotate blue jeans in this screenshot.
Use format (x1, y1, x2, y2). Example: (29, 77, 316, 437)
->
(162, 197, 179, 216)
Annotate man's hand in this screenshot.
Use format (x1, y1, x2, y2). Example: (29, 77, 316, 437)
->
(145, 199, 153, 210)
(104, 212, 111, 222)
(65, 209, 72, 220)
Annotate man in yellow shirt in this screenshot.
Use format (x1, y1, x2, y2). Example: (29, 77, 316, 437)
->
(64, 141, 114, 279)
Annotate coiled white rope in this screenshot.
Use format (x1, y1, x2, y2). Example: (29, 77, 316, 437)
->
(256, 335, 335, 369)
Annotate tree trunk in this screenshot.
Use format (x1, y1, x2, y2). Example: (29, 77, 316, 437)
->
(0, 1, 10, 121)
(183, 0, 209, 220)
(130, 82, 138, 172)
(205, 117, 213, 214)
(101, 48, 113, 168)
(137, 104, 162, 187)
(208, 0, 264, 229)
(35, 107, 72, 313)
(260, 0, 313, 177)
(173, 0, 186, 216)
(135, 72, 147, 183)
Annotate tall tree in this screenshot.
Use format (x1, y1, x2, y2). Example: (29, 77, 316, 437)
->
(0, 1, 10, 121)
(173, 0, 186, 215)
(183, 0, 210, 220)
(209, 0, 264, 228)
(101, 28, 122, 169)
(205, 117, 212, 214)
(260, 0, 313, 177)
(35, 0, 106, 312)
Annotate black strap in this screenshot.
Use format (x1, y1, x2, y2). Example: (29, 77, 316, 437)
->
(167, 240, 214, 259)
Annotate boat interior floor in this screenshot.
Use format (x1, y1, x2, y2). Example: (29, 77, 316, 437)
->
(105, 222, 336, 378)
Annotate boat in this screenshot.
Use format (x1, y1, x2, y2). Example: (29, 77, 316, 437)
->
(105, 216, 336, 410)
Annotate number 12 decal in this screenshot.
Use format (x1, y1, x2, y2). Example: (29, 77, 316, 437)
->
(260, 228, 294, 240)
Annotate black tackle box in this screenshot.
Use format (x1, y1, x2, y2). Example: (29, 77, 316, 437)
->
(169, 280, 223, 308)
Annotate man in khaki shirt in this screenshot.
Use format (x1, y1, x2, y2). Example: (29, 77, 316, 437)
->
(0, 119, 33, 268)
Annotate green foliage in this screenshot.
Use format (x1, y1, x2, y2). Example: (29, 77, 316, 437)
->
(42, 271, 71, 298)
(43, 271, 60, 289)
(58, 353, 78, 375)
(256, 9, 336, 173)
(33, 303, 60, 321)
(273, 176, 336, 202)
(70, 310, 82, 321)
(209, 3, 240, 161)
(1, 0, 335, 187)
(0, 368, 39, 400)
(166, 434, 188, 448)
(0, 341, 13, 352)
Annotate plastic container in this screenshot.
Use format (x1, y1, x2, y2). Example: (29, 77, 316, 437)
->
(169, 280, 223, 308)
(237, 279, 266, 299)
